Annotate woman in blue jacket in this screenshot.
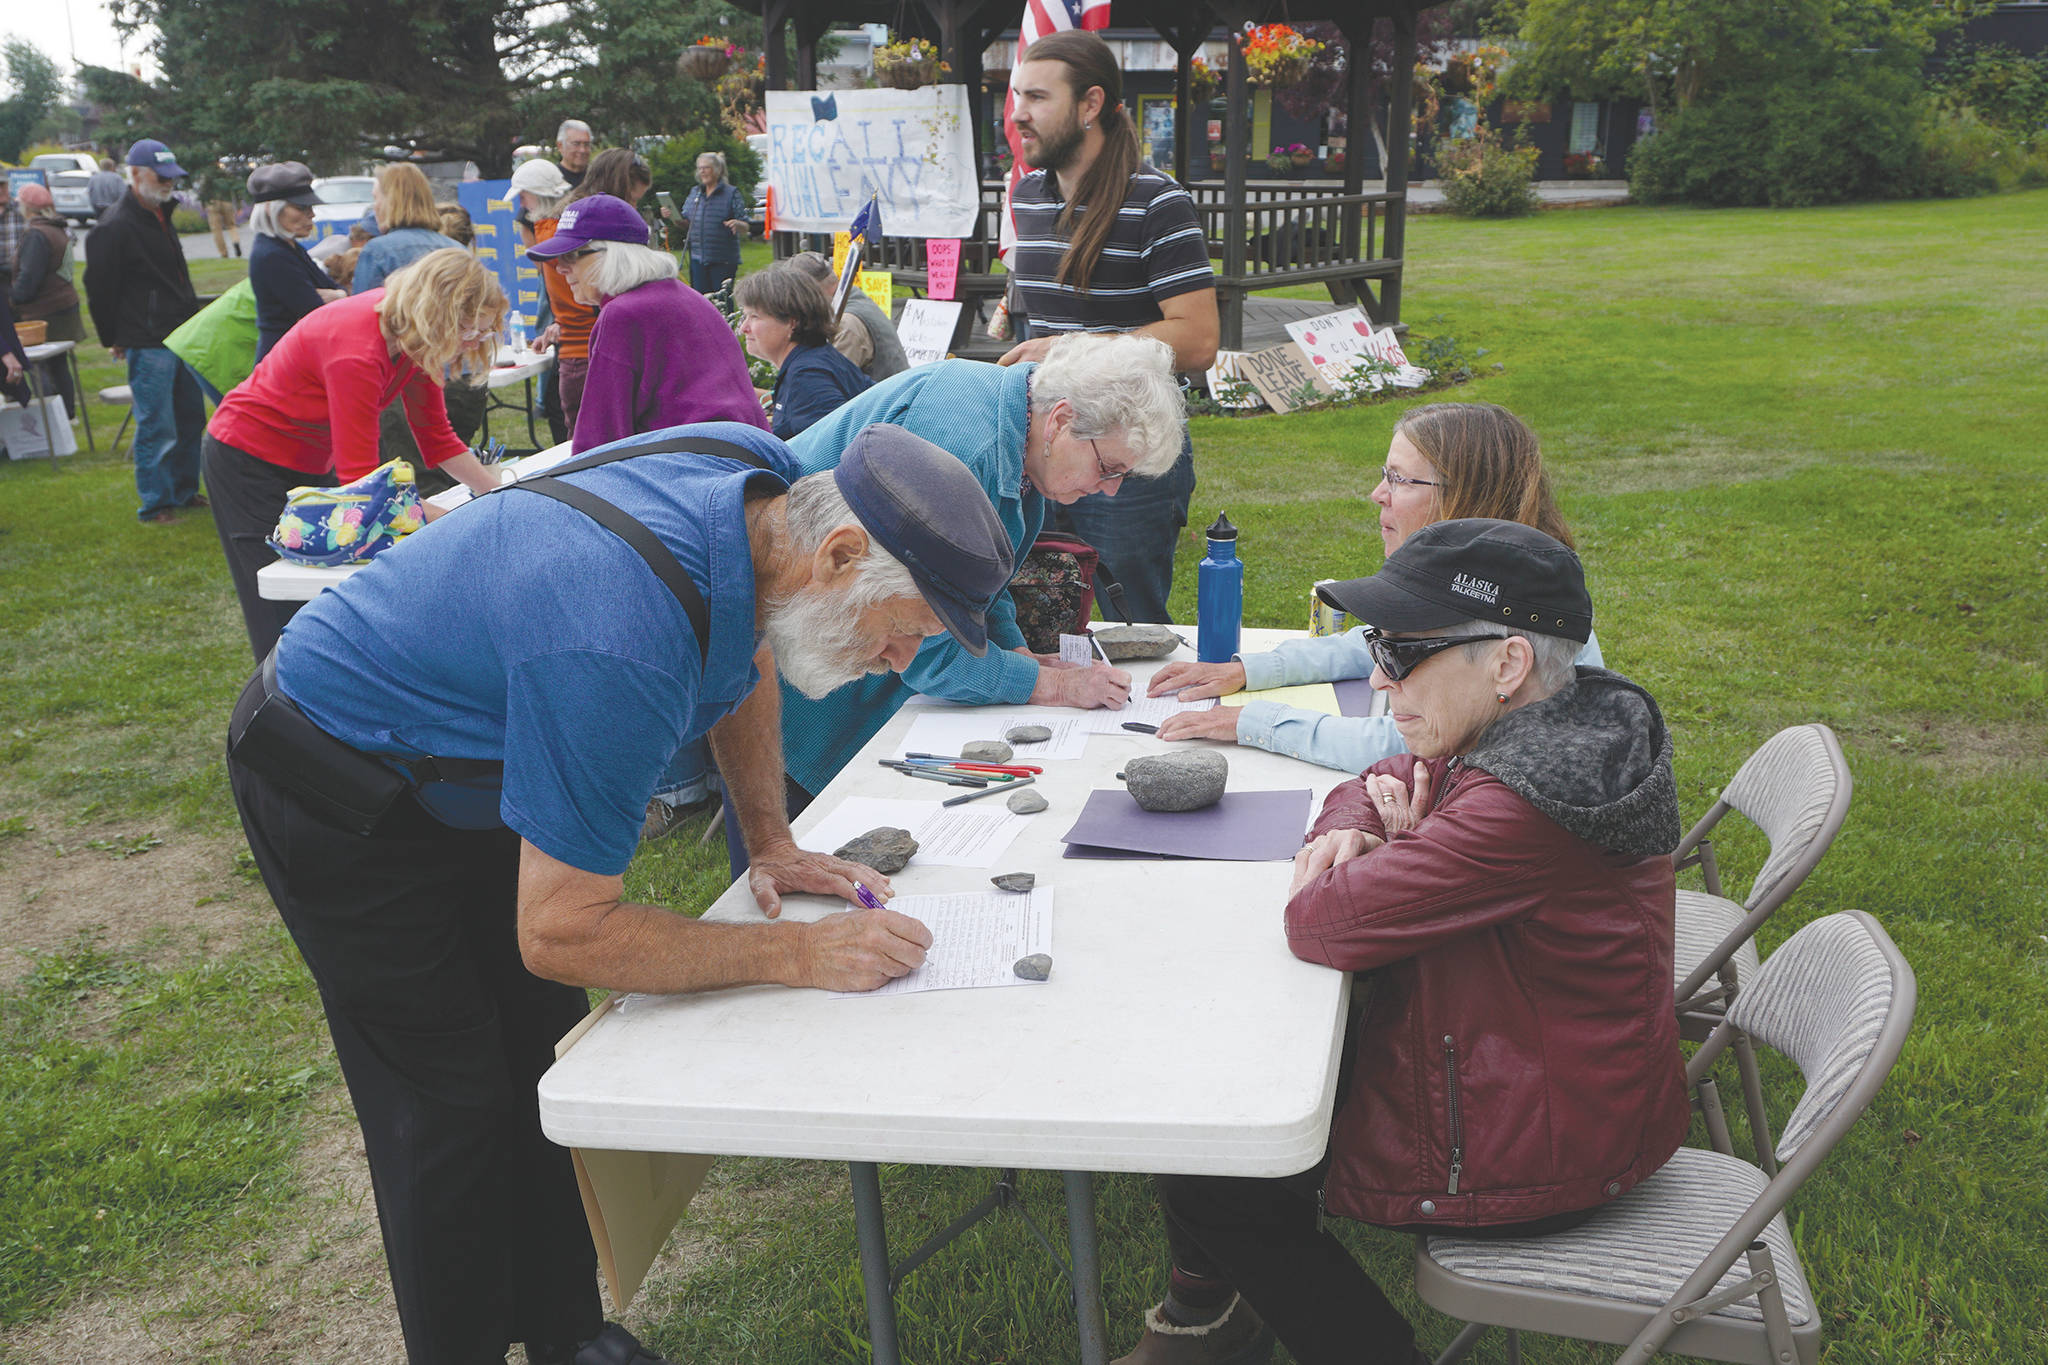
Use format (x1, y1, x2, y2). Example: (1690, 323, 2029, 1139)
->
(670, 151, 750, 297)
(735, 264, 873, 440)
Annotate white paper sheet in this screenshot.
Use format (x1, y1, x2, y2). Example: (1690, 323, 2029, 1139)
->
(895, 711, 1093, 763)
(833, 888, 1054, 997)
(1082, 694, 1218, 733)
(797, 796, 1028, 869)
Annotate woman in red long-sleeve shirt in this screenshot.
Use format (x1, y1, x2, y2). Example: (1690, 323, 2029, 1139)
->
(204, 248, 508, 661)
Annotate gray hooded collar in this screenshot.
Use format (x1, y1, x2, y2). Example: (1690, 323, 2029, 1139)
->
(1461, 667, 1681, 857)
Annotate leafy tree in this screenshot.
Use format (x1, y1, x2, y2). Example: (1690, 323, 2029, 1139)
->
(82, 0, 761, 178)
(0, 38, 65, 164)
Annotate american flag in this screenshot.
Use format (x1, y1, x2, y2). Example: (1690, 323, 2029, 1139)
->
(998, 0, 1113, 258)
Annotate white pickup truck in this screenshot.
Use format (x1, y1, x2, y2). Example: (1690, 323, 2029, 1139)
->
(28, 152, 102, 225)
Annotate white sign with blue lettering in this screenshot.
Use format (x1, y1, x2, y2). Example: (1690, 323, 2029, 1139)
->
(764, 85, 979, 238)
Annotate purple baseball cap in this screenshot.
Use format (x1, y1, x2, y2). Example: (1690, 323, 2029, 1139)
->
(525, 194, 648, 260)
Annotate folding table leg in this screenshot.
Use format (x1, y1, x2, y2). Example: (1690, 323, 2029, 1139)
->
(524, 377, 541, 449)
(1062, 1171, 1110, 1365)
(71, 352, 95, 454)
(848, 1161, 904, 1365)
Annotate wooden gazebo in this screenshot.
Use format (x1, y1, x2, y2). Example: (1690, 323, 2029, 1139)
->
(743, 0, 1442, 353)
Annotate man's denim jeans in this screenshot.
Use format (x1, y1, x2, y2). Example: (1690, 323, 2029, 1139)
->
(1047, 434, 1197, 626)
(127, 346, 207, 519)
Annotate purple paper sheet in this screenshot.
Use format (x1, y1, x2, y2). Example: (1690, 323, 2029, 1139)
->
(1060, 789, 1313, 862)
(1333, 678, 1380, 718)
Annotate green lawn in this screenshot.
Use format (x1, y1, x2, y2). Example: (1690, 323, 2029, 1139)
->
(2, 196, 2045, 1362)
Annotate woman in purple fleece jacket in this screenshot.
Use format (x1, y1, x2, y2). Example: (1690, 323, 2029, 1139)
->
(525, 193, 766, 451)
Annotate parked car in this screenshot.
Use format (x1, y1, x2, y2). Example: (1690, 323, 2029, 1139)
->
(308, 175, 377, 245)
(28, 152, 100, 225)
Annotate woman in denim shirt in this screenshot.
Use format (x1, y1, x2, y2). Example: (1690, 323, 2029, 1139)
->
(669, 152, 750, 297)
(1147, 403, 1604, 772)
(350, 164, 461, 295)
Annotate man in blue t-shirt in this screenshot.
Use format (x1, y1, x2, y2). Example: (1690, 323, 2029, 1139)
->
(225, 422, 1014, 1365)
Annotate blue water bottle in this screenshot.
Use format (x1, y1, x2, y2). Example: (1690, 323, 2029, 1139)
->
(1197, 512, 1244, 663)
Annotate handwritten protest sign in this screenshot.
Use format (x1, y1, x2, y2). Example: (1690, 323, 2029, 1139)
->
(1285, 308, 1376, 374)
(1205, 351, 1267, 410)
(856, 270, 894, 315)
(1237, 343, 1336, 415)
(897, 298, 963, 367)
(925, 238, 961, 300)
(765, 86, 980, 238)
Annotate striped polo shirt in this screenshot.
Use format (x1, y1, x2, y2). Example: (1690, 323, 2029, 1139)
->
(1009, 162, 1214, 337)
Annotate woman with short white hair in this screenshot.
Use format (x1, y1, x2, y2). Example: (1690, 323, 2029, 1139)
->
(771, 329, 1189, 813)
(244, 161, 345, 361)
(526, 193, 765, 452)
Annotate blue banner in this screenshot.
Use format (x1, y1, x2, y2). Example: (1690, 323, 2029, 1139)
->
(457, 179, 542, 331)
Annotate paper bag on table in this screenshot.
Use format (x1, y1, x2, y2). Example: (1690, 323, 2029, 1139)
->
(555, 996, 717, 1310)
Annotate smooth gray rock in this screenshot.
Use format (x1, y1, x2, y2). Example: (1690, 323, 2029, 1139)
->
(1004, 724, 1053, 744)
(1006, 788, 1049, 814)
(1118, 750, 1228, 813)
(961, 740, 1014, 763)
(833, 827, 919, 875)
(1092, 624, 1181, 661)
(991, 872, 1036, 893)
(1013, 953, 1053, 982)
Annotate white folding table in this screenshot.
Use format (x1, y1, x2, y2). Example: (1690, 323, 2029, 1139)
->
(479, 350, 556, 455)
(538, 629, 1355, 1363)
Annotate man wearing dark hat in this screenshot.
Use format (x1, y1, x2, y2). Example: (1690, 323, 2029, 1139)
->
(1111, 520, 1688, 1365)
(226, 420, 1016, 1365)
(243, 161, 343, 361)
(84, 138, 207, 523)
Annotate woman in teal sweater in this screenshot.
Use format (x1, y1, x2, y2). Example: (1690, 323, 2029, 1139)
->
(774, 333, 1187, 809)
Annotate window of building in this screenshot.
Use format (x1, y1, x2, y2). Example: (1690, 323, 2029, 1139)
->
(1569, 102, 1600, 154)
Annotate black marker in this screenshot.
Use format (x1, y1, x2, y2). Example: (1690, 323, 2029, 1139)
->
(1122, 722, 1159, 735)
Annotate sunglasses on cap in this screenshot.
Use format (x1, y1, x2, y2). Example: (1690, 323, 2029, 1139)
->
(1365, 628, 1511, 681)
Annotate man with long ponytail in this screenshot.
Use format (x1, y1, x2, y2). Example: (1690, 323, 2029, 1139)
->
(998, 29, 1219, 624)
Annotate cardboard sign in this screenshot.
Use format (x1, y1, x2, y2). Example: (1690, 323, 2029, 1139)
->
(765, 86, 981, 238)
(1358, 328, 1431, 389)
(897, 298, 963, 368)
(925, 238, 961, 301)
(1237, 342, 1335, 415)
(856, 269, 893, 315)
(831, 230, 852, 279)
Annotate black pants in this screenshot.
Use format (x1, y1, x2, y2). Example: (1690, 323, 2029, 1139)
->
(1155, 1169, 1596, 1365)
(229, 702, 603, 1364)
(204, 434, 336, 663)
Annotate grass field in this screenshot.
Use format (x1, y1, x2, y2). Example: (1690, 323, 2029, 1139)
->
(1, 194, 2044, 1362)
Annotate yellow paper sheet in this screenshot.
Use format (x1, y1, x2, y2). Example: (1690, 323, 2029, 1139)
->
(1218, 683, 1342, 715)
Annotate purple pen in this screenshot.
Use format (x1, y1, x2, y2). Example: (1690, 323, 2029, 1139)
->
(852, 882, 887, 911)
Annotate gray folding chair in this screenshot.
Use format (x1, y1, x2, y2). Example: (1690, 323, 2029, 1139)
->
(1415, 910, 1915, 1365)
(1673, 723, 1852, 1173)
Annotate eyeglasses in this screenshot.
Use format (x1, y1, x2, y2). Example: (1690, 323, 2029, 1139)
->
(560, 246, 604, 262)
(1088, 438, 1135, 484)
(459, 324, 494, 342)
(1381, 465, 1442, 489)
(1365, 629, 1511, 681)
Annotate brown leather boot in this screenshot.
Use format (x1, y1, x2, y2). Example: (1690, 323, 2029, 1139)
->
(1109, 1294, 1276, 1365)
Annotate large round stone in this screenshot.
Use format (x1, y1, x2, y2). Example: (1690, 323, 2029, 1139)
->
(833, 827, 919, 874)
(1118, 750, 1228, 813)
(1013, 953, 1053, 982)
(960, 740, 1014, 763)
(1006, 788, 1049, 814)
(1004, 724, 1052, 744)
(1091, 625, 1181, 661)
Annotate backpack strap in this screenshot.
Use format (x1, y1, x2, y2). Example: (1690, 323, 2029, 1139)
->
(507, 434, 773, 667)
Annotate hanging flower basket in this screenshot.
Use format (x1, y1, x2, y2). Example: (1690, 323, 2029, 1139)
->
(873, 38, 949, 91)
(678, 41, 734, 82)
(1238, 24, 1324, 89)
(1187, 56, 1217, 104)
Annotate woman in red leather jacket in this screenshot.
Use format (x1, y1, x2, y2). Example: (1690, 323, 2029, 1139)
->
(1113, 519, 1691, 1365)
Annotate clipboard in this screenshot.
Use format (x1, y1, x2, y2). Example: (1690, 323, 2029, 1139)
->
(555, 995, 717, 1309)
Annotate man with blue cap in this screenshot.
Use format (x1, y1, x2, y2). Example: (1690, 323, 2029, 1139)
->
(225, 420, 1015, 1365)
(84, 138, 207, 523)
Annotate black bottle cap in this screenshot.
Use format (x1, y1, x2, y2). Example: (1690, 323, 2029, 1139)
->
(1206, 512, 1238, 541)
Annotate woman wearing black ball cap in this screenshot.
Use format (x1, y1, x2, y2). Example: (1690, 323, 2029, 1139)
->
(1113, 519, 1691, 1365)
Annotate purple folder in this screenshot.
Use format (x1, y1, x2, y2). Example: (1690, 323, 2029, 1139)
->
(1332, 678, 1380, 717)
(1060, 788, 1313, 862)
